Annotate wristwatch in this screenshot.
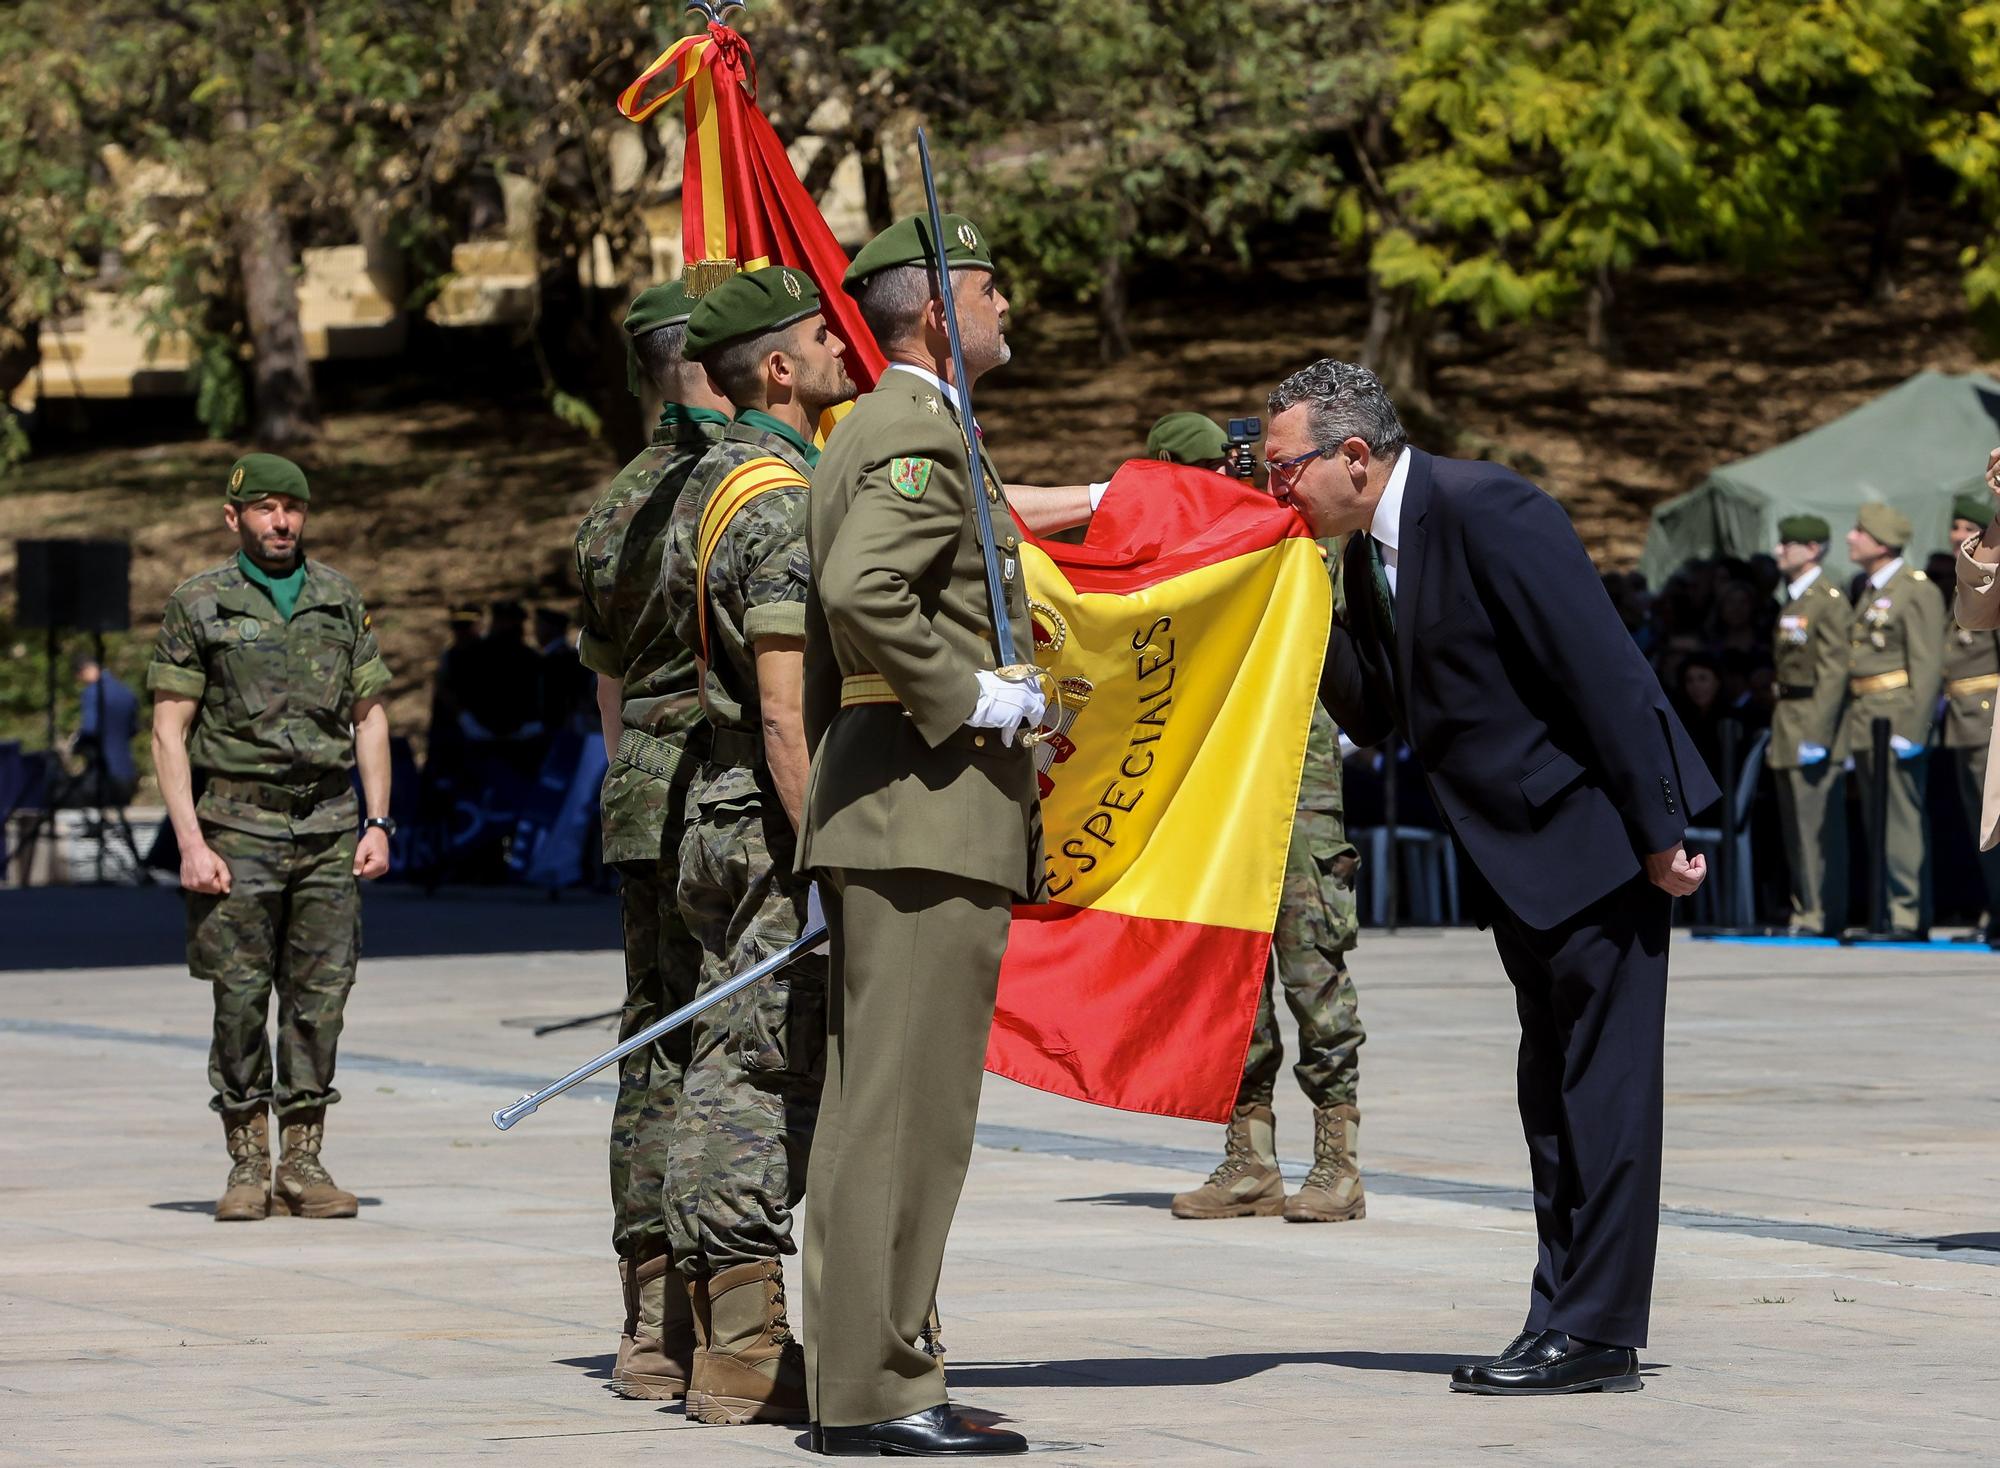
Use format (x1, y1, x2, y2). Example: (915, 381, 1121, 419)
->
(362, 816, 397, 837)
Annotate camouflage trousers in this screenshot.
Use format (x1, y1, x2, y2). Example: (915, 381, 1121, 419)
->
(670, 784, 826, 1276)
(187, 823, 359, 1119)
(1240, 808, 1365, 1111)
(609, 856, 701, 1266)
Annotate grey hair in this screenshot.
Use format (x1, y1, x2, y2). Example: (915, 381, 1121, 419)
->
(853, 264, 933, 350)
(1267, 359, 1408, 460)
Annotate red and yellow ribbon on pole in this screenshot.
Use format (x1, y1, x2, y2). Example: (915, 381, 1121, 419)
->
(618, 21, 886, 388)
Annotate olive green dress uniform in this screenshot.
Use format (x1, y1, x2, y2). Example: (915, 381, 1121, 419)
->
(658, 410, 826, 1276)
(574, 389, 727, 1270)
(799, 330, 1043, 1423)
(148, 554, 390, 1119)
(1769, 565, 1852, 934)
(1837, 540, 1945, 934)
(1939, 562, 2000, 924)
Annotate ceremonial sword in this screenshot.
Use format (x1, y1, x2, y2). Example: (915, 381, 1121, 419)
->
(492, 922, 827, 1130)
(914, 129, 1057, 729)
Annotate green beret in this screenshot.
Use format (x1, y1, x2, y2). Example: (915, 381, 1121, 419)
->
(1856, 501, 1912, 549)
(844, 213, 993, 288)
(624, 280, 694, 337)
(684, 265, 822, 362)
(1146, 412, 1229, 465)
(1776, 513, 1831, 545)
(226, 453, 309, 505)
(1952, 493, 1993, 530)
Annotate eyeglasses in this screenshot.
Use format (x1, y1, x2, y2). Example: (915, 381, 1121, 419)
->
(1265, 446, 1330, 501)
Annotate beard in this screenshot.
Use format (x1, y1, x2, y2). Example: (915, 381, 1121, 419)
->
(241, 524, 303, 570)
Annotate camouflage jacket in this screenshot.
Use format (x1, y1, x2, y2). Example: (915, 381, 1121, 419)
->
(662, 417, 814, 806)
(147, 556, 390, 836)
(573, 405, 728, 862)
(1297, 540, 1347, 815)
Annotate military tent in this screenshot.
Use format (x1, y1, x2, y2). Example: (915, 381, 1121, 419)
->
(1640, 370, 2000, 588)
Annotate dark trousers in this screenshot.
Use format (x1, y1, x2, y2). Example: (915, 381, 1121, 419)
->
(1490, 874, 1670, 1350)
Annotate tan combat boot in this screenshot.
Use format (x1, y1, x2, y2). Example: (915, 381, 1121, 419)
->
(611, 1254, 695, 1400)
(685, 1259, 808, 1425)
(215, 1108, 271, 1222)
(270, 1107, 359, 1218)
(1171, 1103, 1285, 1219)
(613, 1259, 638, 1379)
(1285, 1104, 1366, 1223)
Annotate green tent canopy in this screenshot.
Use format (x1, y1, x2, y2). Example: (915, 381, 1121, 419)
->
(1641, 370, 2000, 588)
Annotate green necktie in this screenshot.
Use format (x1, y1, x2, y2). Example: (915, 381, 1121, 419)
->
(1367, 537, 1395, 631)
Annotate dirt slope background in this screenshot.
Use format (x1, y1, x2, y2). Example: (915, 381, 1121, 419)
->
(0, 238, 1986, 758)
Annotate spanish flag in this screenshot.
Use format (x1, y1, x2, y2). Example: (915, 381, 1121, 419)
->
(989, 463, 1332, 1123)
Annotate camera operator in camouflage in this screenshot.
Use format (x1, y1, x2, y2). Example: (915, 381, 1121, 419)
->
(571, 279, 732, 1399)
(656, 265, 853, 1426)
(148, 453, 393, 1224)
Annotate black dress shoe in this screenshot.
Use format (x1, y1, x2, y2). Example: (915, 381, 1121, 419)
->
(1448, 1329, 1640, 1395)
(1449, 1331, 1539, 1387)
(812, 1405, 1028, 1456)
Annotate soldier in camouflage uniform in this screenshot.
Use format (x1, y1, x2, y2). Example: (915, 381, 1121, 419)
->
(571, 281, 731, 1399)
(657, 266, 853, 1426)
(1171, 510, 1366, 1222)
(1942, 495, 2000, 940)
(147, 454, 394, 1224)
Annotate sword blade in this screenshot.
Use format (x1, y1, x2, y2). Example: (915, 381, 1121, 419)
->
(492, 921, 828, 1130)
(915, 127, 1016, 660)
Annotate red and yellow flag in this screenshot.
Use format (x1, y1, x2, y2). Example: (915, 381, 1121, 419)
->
(618, 23, 886, 390)
(989, 463, 1332, 1123)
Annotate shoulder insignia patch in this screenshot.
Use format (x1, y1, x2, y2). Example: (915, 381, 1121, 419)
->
(889, 457, 935, 500)
(786, 548, 811, 586)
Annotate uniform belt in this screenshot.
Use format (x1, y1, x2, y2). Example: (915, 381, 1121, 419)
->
(205, 773, 349, 814)
(1947, 672, 2000, 698)
(1777, 683, 1816, 700)
(840, 673, 898, 708)
(706, 725, 766, 770)
(1850, 670, 1911, 696)
(616, 726, 704, 783)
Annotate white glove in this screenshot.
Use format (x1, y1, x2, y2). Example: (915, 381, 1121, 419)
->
(968, 670, 1048, 746)
(1797, 742, 1829, 766)
(804, 883, 830, 953)
(1888, 734, 1925, 761)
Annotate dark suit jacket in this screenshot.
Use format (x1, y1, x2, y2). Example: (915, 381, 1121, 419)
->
(1320, 448, 1720, 930)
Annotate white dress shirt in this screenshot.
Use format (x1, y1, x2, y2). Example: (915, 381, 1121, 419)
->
(1787, 565, 1823, 601)
(1369, 450, 1413, 597)
(1868, 557, 1905, 592)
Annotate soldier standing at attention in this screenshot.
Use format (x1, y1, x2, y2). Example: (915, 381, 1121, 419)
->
(1768, 515, 1852, 937)
(148, 454, 393, 1223)
(797, 214, 1051, 1457)
(1839, 502, 1945, 938)
(655, 265, 853, 1426)
(571, 281, 731, 1400)
(1137, 412, 1369, 1224)
(1941, 495, 2000, 944)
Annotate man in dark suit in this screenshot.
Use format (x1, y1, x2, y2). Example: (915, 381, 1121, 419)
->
(1267, 359, 1718, 1396)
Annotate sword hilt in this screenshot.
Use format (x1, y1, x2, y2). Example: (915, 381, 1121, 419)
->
(996, 663, 1062, 749)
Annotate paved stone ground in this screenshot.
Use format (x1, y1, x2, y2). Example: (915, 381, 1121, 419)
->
(2, 914, 1997, 1465)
